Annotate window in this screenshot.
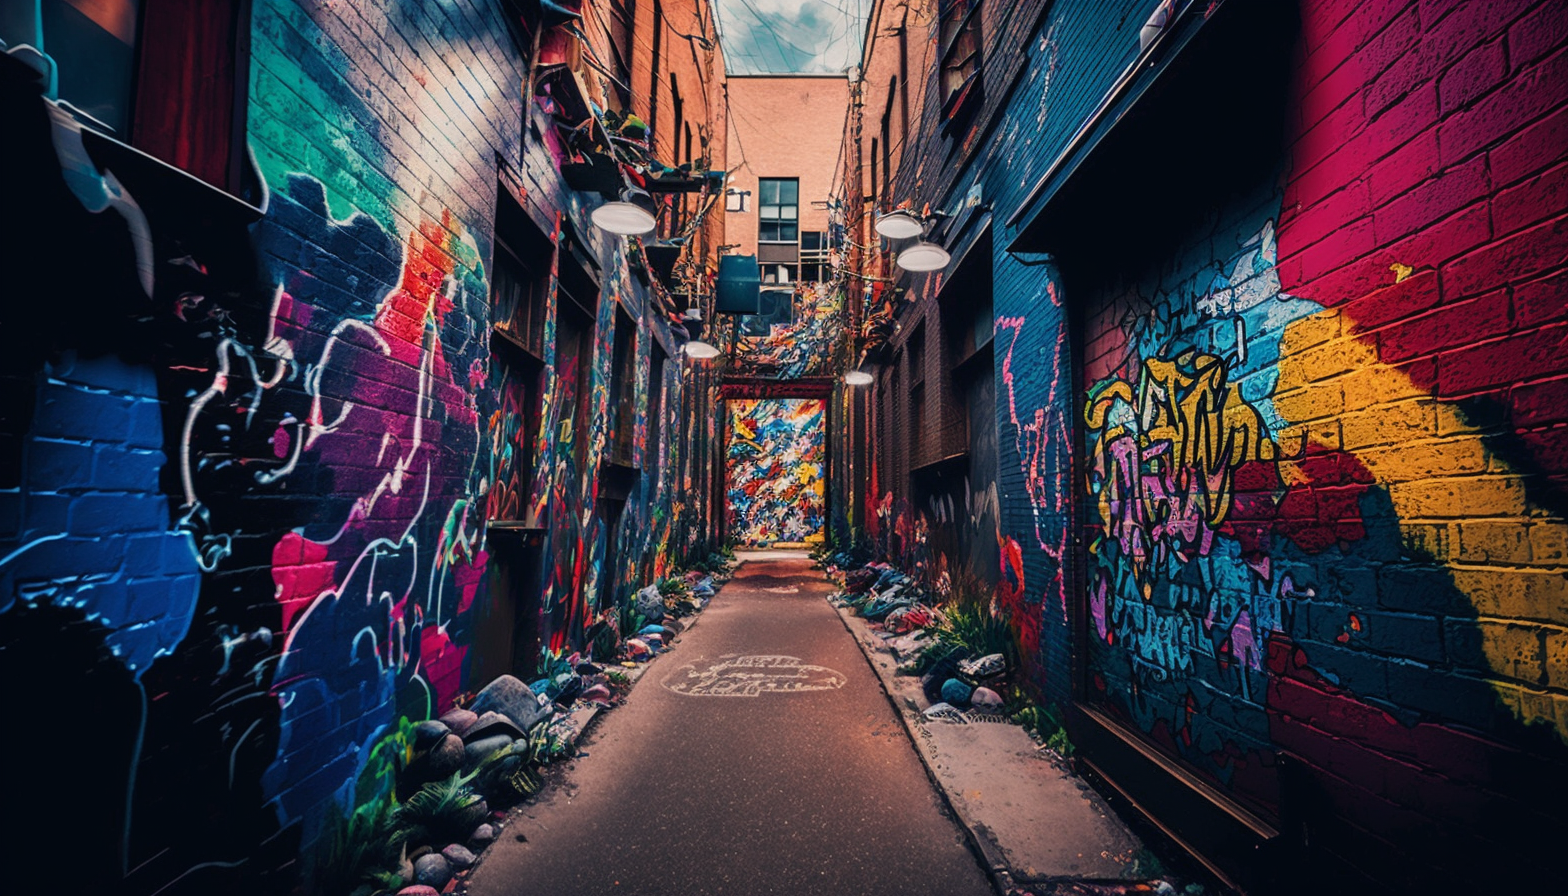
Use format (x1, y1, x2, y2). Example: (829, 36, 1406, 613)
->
(800, 232, 829, 283)
(606, 305, 638, 466)
(759, 178, 798, 242)
(646, 344, 667, 479)
(760, 263, 797, 285)
(938, 0, 982, 119)
(607, 0, 635, 108)
(908, 322, 926, 456)
(1, 0, 253, 195)
(488, 188, 552, 522)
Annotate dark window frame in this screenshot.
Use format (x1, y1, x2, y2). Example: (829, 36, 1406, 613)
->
(937, 0, 982, 122)
(1, 0, 256, 200)
(758, 177, 799, 243)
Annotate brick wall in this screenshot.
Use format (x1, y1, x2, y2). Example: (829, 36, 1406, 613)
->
(845, 0, 1568, 888)
(0, 1, 726, 892)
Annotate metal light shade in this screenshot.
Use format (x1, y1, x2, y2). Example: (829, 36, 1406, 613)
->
(896, 241, 951, 272)
(591, 187, 657, 235)
(843, 370, 874, 386)
(684, 339, 720, 359)
(874, 210, 923, 239)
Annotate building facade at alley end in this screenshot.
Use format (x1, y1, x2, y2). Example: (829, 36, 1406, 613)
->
(1, 0, 1567, 894)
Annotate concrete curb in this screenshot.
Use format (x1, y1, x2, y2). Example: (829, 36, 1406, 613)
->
(828, 595, 1018, 896)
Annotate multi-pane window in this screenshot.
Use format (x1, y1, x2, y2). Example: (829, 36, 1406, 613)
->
(800, 232, 830, 283)
(759, 178, 799, 242)
(938, 0, 982, 118)
(760, 263, 797, 285)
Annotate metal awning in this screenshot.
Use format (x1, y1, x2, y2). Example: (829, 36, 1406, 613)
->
(1006, 0, 1293, 257)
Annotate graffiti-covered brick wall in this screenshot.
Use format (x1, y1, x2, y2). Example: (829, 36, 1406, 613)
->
(1051, 0, 1568, 889)
(0, 1, 726, 893)
(851, 0, 1568, 889)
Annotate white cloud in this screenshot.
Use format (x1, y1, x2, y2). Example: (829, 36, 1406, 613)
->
(714, 0, 869, 74)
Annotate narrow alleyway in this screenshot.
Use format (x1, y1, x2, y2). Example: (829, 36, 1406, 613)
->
(466, 554, 994, 896)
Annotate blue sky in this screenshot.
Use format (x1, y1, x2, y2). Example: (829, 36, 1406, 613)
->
(714, 0, 869, 74)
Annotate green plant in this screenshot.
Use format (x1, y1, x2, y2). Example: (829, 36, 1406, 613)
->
(395, 771, 485, 846)
(1045, 726, 1076, 757)
(312, 795, 406, 894)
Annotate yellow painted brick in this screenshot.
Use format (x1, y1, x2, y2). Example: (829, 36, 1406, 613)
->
(1455, 520, 1533, 564)
(1451, 568, 1568, 621)
(1388, 475, 1529, 519)
(1287, 309, 1342, 349)
(1342, 400, 1440, 450)
(1275, 421, 1341, 453)
(1277, 337, 1379, 388)
(1475, 620, 1547, 685)
(1272, 382, 1344, 424)
(1340, 366, 1430, 412)
(1360, 437, 1490, 481)
(1530, 523, 1568, 563)
(1547, 628, 1568, 690)
(1400, 523, 1451, 562)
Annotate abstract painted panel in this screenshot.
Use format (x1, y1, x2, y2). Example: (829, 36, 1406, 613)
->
(726, 398, 826, 544)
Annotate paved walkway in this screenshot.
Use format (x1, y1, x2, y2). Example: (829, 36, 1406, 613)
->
(467, 555, 994, 896)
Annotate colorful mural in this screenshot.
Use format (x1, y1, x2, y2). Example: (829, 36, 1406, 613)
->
(732, 282, 845, 378)
(727, 398, 826, 544)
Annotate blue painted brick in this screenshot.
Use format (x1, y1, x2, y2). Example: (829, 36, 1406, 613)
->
(25, 439, 95, 491)
(0, 491, 19, 538)
(21, 492, 72, 538)
(126, 396, 167, 450)
(70, 493, 168, 536)
(31, 384, 133, 442)
(93, 445, 166, 493)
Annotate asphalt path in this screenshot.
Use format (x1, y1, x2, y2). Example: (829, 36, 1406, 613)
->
(467, 555, 994, 896)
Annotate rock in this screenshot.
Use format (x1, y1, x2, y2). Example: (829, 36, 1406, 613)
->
(427, 733, 465, 777)
(580, 683, 612, 704)
(412, 853, 452, 889)
(941, 678, 974, 706)
(411, 719, 450, 751)
(635, 584, 665, 622)
(469, 675, 552, 734)
(397, 888, 440, 896)
(407, 845, 434, 862)
(463, 734, 514, 771)
(463, 711, 526, 742)
(625, 638, 651, 658)
(442, 844, 477, 869)
(438, 708, 479, 736)
(971, 686, 1004, 707)
(958, 652, 1006, 679)
(468, 823, 497, 847)
(573, 661, 602, 676)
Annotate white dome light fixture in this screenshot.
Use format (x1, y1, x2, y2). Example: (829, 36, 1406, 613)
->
(874, 210, 924, 240)
(843, 370, 874, 386)
(684, 339, 720, 359)
(591, 186, 657, 236)
(896, 241, 951, 272)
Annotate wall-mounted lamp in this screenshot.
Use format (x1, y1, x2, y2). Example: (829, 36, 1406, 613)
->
(685, 339, 720, 359)
(681, 303, 720, 358)
(591, 186, 657, 235)
(895, 241, 951, 272)
(874, 210, 923, 239)
(843, 370, 874, 386)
